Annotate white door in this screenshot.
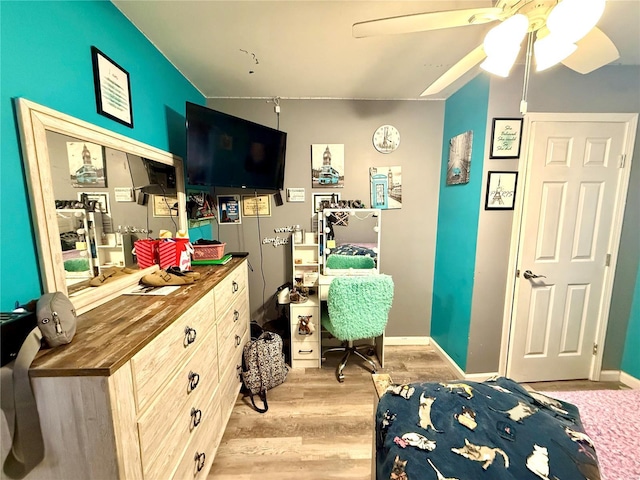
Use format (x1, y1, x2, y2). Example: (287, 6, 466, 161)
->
(507, 115, 637, 382)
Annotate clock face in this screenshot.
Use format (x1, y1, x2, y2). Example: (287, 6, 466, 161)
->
(373, 125, 400, 153)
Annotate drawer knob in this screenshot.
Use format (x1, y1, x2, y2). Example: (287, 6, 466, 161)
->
(235, 334, 241, 347)
(184, 327, 197, 346)
(188, 371, 200, 392)
(190, 407, 202, 429)
(194, 452, 206, 472)
(298, 349, 314, 355)
(233, 310, 240, 322)
(232, 281, 239, 293)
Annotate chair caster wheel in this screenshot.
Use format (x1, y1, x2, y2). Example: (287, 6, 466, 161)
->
(337, 373, 345, 383)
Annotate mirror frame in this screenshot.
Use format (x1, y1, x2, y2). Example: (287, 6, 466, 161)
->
(16, 98, 187, 314)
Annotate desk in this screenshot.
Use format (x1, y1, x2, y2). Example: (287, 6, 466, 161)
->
(288, 274, 385, 369)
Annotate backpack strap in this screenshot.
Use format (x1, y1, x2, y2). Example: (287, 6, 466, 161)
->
(249, 391, 269, 414)
(1, 327, 45, 478)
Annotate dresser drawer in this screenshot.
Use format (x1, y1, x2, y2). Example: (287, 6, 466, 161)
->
(218, 327, 246, 420)
(137, 327, 219, 479)
(216, 286, 249, 346)
(214, 261, 247, 318)
(131, 291, 215, 413)
(217, 307, 248, 375)
(171, 390, 221, 480)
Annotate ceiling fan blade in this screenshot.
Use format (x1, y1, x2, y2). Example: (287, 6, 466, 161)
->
(353, 7, 502, 38)
(561, 26, 620, 74)
(420, 45, 486, 97)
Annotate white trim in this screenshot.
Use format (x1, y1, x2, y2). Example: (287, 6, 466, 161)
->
(620, 371, 640, 390)
(384, 336, 430, 346)
(598, 370, 621, 383)
(464, 372, 500, 382)
(428, 337, 465, 380)
(502, 112, 638, 382)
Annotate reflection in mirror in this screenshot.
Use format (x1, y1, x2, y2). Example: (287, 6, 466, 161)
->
(16, 98, 186, 314)
(321, 208, 381, 275)
(46, 131, 181, 292)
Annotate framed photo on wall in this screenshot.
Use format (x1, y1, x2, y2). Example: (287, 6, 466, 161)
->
(312, 192, 340, 214)
(91, 46, 134, 128)
(242, 194, 271, 217)
(490, 118, 523, 159)
(217, 194, 241, 224)
(485, 171, 518, 210)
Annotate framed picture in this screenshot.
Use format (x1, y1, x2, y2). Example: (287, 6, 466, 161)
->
(447, 130, 473, 185)
(67, 141, 106, 188)
(490, 118, 523, 159)
(77, 192, 110, 214)
(311, 144, 344, 188)
(485, 171, 518, 210)
(242, 194, 271, 217)
(91, 46, 133, 128)
(217, 194, 241, 224)
(370, 166, 402, 210)
(312, 192, 340, 214)
(153, 195, 179, 217)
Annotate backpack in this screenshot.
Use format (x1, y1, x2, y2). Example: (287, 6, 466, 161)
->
(241, 331, 289, 413)
(1, 292, 77, 478)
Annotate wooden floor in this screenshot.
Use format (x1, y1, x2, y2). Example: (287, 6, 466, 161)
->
(208, 345, 624, 479)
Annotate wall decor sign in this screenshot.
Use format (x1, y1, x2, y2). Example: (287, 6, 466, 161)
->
(217, 194, 241, 224)
(153, 195, 179, 217)
(67, 141, 106, 188)
(242, 194, 271, 217)
(485, 171, 518, 210)
(91, 46, 133, 128)
(490, 118, 523, 159)
(446, 130, 473, 185)
(311, 144, 344, 188)
(286, 188, 305, 202)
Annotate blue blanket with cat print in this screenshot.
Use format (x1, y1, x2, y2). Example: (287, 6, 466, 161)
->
(376, 377, 600, 480)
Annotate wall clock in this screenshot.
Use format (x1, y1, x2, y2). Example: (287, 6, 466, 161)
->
(373, 125, 400, 153)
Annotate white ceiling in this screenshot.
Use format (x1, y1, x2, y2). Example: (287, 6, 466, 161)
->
(113, 0, 640, 100)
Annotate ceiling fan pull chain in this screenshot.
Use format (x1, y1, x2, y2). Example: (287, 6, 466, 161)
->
(520, 31, 535, 115)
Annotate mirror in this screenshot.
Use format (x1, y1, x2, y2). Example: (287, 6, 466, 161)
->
(321, 208, 381, 275)
(17, 98, 187, 314)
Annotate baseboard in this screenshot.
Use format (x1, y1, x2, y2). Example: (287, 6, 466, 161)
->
(464, 372, 500, 382)
(384, 336, 430, 346)
(620, 371, 640, 389)
(428, 337, 465, 380)
(598, 370, 620, 383)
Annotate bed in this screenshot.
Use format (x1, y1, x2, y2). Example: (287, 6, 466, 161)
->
(374, 376, 601, 480)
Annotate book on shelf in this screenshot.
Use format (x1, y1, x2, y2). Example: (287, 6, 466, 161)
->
(191, 254, 233, 265)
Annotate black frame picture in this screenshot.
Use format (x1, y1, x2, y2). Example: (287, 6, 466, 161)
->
(485, 171, 518, 210)
(91, 46, 134, 128)
(489, 118, 523, 159)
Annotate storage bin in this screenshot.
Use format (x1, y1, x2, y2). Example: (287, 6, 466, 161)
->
(192, 243, 226, 260)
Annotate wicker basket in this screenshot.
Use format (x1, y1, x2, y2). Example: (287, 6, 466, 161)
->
(192, 243, 226, 260)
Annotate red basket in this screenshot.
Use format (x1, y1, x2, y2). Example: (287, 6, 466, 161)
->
(192, 243, 226, 260)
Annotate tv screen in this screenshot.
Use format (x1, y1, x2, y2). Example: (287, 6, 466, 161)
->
(186, 102, 287, 191)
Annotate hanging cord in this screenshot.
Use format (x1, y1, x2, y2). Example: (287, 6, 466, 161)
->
(520, 31, 534, 115)
(254, 190, 267, 323)
(159, 183, 178, 233)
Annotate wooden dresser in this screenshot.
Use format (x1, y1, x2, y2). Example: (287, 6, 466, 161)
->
(22, 258, 249, 480)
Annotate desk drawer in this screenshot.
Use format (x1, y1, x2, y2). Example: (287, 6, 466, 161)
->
(291, 336, 320, 360)
(214, 261, 247, 319)
(131, 291, 215, 413)
(138, 327, 219, 479)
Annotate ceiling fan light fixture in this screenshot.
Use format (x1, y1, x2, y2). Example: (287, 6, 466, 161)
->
(534, 34, 577, 71)
(546, 0, 606, 44)
(480, 14, 528, 77)
(480, 50, 520, 77)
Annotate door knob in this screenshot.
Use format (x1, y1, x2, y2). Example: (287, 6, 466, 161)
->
(523, 270, 546, 280)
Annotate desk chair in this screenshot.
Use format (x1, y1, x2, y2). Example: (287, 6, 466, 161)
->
(321, 275, 394, 382)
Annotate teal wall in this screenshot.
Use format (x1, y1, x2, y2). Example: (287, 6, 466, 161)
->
(431, 74, 490, 370)
(0, 0, 205, 310)
(621, 264, 640, 378)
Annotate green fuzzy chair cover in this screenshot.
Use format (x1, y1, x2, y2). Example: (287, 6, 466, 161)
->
(326, 254, 375, 270)
(322, 275, 394, 341)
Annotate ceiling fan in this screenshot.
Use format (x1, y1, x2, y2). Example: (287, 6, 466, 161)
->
(353, 0, 620, 97)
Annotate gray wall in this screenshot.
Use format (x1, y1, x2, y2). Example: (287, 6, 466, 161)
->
(205, 99, 444, 336)
(467, 65, 640, 374)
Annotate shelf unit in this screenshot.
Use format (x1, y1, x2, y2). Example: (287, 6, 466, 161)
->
(96, 235, 134, 271)
(292, 236, 320, 287)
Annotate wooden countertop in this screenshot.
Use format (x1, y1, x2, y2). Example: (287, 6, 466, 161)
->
(30, 258, 246, 378)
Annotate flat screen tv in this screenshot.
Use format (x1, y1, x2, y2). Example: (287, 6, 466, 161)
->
(186, 102, 287, 191)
